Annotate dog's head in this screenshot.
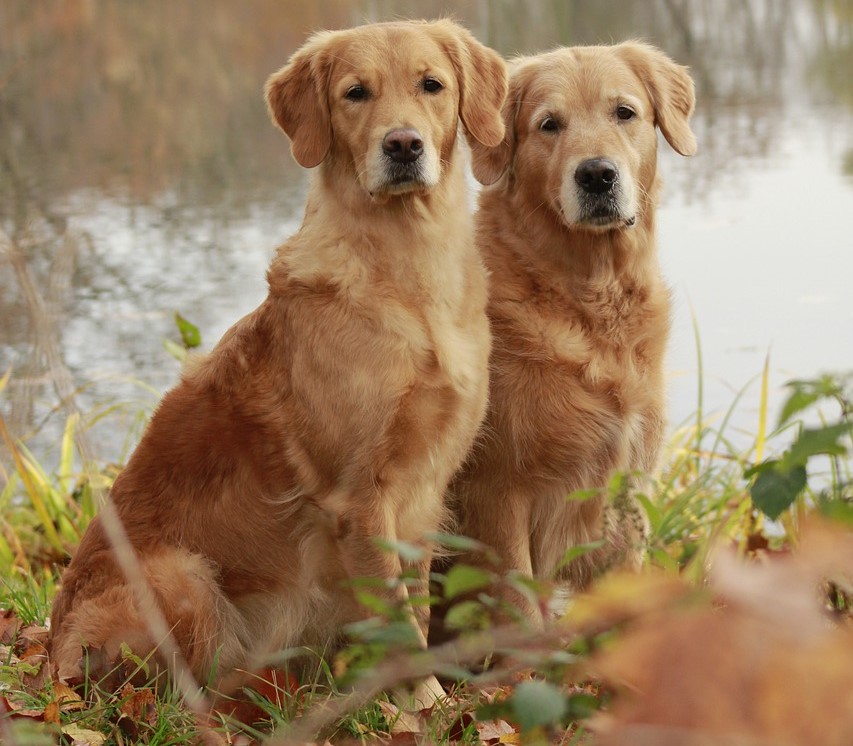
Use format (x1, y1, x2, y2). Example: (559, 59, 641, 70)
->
(265, 20, 506, 199)
(471, 43, 696, 232)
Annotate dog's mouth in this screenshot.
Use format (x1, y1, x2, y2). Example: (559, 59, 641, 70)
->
(577, 196, 635, 230)
(378, 163, 429, 193)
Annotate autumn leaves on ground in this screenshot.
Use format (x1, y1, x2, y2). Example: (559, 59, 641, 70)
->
(0, 367, 851, 745)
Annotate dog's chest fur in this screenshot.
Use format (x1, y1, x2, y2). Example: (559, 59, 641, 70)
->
(267, 218, 491, 544)
(488, 247, 669, 486)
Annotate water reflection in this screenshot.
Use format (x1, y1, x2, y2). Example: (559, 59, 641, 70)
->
(1, 0, 851, 465)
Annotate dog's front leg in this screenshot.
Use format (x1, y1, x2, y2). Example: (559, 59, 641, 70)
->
(411, 556, 433, 641)
(335, 508, 428, 648)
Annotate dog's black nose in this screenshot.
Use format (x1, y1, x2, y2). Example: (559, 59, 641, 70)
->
(575, 158, 618, 194)
(383, 128, 424, 164)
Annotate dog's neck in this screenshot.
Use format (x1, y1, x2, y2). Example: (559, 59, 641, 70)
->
(269, 144, 475, 299)
(308, 146, 469, 239)
(481, 176, 662, 291)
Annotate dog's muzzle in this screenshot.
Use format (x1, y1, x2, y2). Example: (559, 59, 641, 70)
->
(574, 157, 633, 227)
(381, 128, 428, 189)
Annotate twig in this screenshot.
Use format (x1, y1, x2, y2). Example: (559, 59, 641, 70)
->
(0, 225, 223, 745)
(273, 622, 571, 744)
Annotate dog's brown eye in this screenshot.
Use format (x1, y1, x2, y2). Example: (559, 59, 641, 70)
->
(423, 78, 443, 93)
(616, 105, 635, 120)
(540, 116, 559, 132)
(345, 85, 368, 102)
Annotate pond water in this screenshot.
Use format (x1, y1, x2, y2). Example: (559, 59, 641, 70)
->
(1, 0, 851, 469)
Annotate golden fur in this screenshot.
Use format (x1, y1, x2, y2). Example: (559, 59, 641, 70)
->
(446, 43, 696, 626)
(49, 19, 506, 684)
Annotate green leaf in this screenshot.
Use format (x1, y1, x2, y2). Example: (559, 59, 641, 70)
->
(648, 547, 679, 574)
(163, 338, 187, 362)
(509, 680, 568, 732)
(444, 600, 489, 631)
(174, 312, 201, 349)
(346, 619, 419, 646)
(443, 564, 493, 600)
(354, 591, 395, 616)
(750, 464, 807, 520)
(565, 488, 601, 502)
(119, 641, 150, 678)
(778, 375, 843, 426)
(635, 492, 662, 533)
(556, 541, 604, 571)
(565, 692, 599, 720)
(373, 538, 426, 563)
(784, 423, 852, 468)
(425, 531, 489, 554)
(818, 497, 853, 526)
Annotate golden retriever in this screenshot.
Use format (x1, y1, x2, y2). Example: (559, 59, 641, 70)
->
(444, 43, 696, 627)
(49, 19, 506, 688)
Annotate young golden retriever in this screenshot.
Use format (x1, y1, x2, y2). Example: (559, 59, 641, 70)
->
(49, 19, 506, 686)
(445, 43, 696, 627)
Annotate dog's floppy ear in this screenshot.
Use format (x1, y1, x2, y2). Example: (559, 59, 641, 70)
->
(618, 42, 697, 157)
(435, 21, 507, 152)
(265, 33, 333, 168)
(469, 58, 534, 186)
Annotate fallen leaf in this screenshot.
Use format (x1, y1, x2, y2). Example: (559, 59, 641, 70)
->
(386, 735, 418, 745)
(119, 683, 156, 722)
(0, 693, 46, 719)
(591, 522, 853, 746)
(244, 666, 300, 706)
(476, 717, 516, 743)
(116, 683, 157, 739)
(18, 642, 48, 660)
(0, 609, 21, 644)
(21, 658, 52, 692)
(211, 666, 299, 726)
(564, 571, 688, 631)
(55, 682, 85, 711)
(441, 709, 475, 742)
(711, 520, 853, 639)
(43, 700, 60, 724)
(17, 623, 50, 649)
(62, 723, 107, 745)
(378, 700, 423, 735)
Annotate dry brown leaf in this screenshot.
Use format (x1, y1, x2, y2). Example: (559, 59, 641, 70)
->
(1, 644, 21, 667)
(43, 700, 61, 724)
(17, 623, 50, 648)
(0, 693, 46, 719)
(116, 683, 158, 739)
(591, 522, 853, 746)
(62, 723, 107, 745)
(476, 717, 517, 743)
(55, 682, 85, 711)
(709, 522, 853, 640)
(377, 700, 423, 735)
(19, 641, 48, 660)
(119, 683, 156, 722)
(564, 571, 688, 631)
(386, 735, 419, 745)
(0, 609, 21, 644)
(21, 657, 52, 692)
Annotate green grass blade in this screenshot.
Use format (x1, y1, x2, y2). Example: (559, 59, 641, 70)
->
(59, 412, 79, 496)
(755, 351, 770, 464)
(689, 303, 704, 471)
(0, 413, 65, 554)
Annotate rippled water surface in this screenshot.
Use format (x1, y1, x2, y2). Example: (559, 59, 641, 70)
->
(1, 0, 851, 465)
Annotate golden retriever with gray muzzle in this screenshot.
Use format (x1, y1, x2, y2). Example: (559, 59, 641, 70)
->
(49, 19, 506, 692)
(443, 42, 696, 628)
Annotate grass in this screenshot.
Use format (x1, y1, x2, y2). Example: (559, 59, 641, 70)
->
(0, 363, 851, 745)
